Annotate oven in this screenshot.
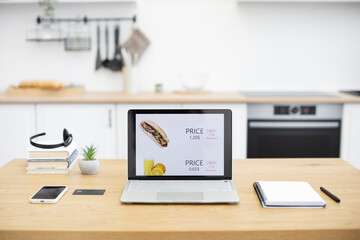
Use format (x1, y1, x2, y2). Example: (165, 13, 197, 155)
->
(247, 103, 342, 158)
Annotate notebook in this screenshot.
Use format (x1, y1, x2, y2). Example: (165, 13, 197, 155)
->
(253, 181, 326, 208)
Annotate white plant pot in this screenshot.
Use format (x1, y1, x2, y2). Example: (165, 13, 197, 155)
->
(79, 159, 99, 175)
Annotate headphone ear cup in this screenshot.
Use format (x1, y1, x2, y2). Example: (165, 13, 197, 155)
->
(63, 129, 69, 141)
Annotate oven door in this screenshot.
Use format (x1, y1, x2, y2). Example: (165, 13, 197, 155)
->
(247, 120, 340, 158)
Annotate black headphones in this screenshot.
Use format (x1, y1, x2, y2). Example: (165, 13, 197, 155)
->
(30, 129, 73, 149)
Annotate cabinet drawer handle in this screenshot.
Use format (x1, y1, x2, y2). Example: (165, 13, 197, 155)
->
(249, 121, 339, 129)
(108, 109, 112, 128)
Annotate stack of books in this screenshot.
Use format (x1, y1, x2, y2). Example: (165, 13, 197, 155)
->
(26, 142, 78, 174)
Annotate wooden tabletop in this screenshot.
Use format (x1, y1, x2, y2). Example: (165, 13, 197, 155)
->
(0, 91, 359, 104)
(0, 158, 359, 240)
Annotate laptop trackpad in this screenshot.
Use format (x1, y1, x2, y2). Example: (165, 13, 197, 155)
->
(156, 192, 204, 201)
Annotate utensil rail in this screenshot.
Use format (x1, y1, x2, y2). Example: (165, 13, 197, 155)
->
(36, 15, 136, 24)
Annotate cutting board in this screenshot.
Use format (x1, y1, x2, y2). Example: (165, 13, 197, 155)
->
(6, 86, 84, 96)
(173, 90, 211, 94)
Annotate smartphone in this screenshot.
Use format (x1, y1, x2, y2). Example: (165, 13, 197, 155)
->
(29, 186, 68, 203)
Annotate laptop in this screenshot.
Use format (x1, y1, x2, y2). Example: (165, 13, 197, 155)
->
(120, 109, 240, 203)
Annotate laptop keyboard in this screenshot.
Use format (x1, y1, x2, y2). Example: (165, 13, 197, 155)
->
(128, 180, 232, 192)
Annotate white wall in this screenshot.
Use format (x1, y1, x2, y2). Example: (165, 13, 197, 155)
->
(0, 0, 359, 92)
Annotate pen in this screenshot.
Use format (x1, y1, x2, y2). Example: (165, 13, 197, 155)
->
(320, 187, 340, 203)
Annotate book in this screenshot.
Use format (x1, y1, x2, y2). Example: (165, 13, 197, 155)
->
(253, 181, 326, 208)
(28, 141, 77, 159)
(27, 149, 78, 169)
(26, 158, 77, 174)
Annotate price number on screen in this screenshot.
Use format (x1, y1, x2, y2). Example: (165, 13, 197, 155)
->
(189, 167, 200, 171)
(190, 135, 200, 140)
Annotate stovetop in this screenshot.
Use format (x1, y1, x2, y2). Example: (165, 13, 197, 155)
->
(340, 90, 360, 96)
(239, 91, 339, 98)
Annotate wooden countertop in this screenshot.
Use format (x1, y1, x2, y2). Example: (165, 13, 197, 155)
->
(0, 91, 360, 104)
(0, 158, 359, 240)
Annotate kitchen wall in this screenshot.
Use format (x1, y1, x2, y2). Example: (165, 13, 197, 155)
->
(0, 0, 359, 92)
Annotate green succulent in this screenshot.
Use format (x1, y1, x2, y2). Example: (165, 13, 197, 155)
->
(81, 144, 98, 161)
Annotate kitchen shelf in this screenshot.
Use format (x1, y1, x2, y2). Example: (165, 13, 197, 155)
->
(236, 0, 360, 2)
(0, 0, 136, 3)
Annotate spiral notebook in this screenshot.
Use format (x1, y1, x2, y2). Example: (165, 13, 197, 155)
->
(253, 181, 326, 208)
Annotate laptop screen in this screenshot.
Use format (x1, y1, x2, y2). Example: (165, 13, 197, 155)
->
(128, 109, 232, 180)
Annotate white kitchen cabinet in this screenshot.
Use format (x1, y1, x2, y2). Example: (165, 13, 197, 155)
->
(116, 103, 181, 158)
(341, 103, 360, 169)
(0, 104, 35, 167)
(181, 103, 247, 159)
(36, 104, 116, 159)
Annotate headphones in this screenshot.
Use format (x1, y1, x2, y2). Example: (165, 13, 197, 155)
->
(30, 129, 73, 149)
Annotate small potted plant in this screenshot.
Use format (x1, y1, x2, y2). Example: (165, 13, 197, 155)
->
(79, 144, 99, 175)
(39, 0, 57, 19)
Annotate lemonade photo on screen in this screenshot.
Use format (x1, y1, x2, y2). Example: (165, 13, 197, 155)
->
(144, 159, 166, 176)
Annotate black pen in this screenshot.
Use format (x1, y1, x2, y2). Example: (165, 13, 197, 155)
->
(320, 187, 340, 203)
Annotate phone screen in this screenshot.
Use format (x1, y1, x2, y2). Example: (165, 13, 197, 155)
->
(31, 186, 66, 199)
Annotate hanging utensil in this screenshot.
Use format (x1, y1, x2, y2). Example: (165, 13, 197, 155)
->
(121, 48, 131, 68)
(107, 24, 123, 71)
(101, 23, 110, 68)
(95, 24, 102, 70)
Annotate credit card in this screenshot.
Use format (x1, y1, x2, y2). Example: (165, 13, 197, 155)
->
(73, 189, 105, 195)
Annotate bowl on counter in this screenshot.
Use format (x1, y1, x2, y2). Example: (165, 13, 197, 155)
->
(179, 73, 208, 92)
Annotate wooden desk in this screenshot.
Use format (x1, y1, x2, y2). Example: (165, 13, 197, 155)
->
(0, 158, 359, 240)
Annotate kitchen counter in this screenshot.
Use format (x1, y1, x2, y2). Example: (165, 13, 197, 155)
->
(0, 91, 360, 103)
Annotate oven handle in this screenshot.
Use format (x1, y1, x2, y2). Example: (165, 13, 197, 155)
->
(249, 121, 339, 129)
